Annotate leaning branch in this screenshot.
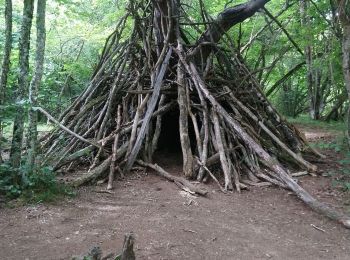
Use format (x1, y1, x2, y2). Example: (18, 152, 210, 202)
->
(266, 61, 306, 97)
(263, 7, 304, 56)
(137, 160, 208, 196)
(33, 106, 101, 149)
(189, 0, 271, 61)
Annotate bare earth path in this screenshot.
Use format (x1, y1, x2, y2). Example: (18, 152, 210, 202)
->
(1, 127, 350, 260)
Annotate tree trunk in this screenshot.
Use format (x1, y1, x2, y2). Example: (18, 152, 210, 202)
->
(325, 92, 347, 122)
(338, 1, 350, 146)
(0, 0, 12, 163)
(300, 0, 319, 120)
(26, 0, 46, 171)
(10, 0, 34, 169)
(344, 25, 350, 143)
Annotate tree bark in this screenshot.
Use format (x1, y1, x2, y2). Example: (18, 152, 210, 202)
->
(190, 0, 271, 63)
(27, 0, 47, 170)
(177, 62, 194, 178)
(300, 0, 320, 120)
(120, 233, 135, 260)
(10, 0, 34, 169)
(325, 92, 347, 122)
(0, 0, 12, 163)
(338, 1, 350, 146)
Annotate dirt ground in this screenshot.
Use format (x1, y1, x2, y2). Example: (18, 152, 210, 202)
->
(1, 127, 350, 260)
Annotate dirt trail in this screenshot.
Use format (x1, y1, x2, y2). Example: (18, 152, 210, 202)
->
(1, 128, 350, 260)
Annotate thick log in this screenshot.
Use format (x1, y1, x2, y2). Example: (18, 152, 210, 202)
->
(212, 109, 233, 190)
(72, 157, 112, 187)
(177, 62, 194, 178)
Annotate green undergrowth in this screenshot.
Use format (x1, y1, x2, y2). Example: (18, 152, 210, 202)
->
(287, 115, 350, 192)
(328, 152, 350, 193)
(1, 122, 71, 205)
(286, 114, 347, 132)
(315, 140, 350, 192)
(0, 161, 75, 204)
(311, 135, 348, 152)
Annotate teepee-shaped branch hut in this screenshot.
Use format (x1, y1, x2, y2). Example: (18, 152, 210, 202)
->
(41, 0, 350, 228)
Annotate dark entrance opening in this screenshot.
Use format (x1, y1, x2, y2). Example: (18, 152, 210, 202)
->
(155, 108, 197, 166)
(157, 109, 182, 154)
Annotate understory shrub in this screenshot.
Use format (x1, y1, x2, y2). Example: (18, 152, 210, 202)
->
(0, 162, 74, 203)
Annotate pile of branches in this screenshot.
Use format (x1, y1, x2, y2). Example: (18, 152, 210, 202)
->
(41, 0, 350, 227)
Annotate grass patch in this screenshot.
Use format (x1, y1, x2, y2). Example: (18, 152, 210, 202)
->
(310, 135, 348, 152)
(286, 114, 346, 132)
(288, 115, 350, 193)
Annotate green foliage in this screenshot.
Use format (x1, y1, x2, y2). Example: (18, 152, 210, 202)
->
(287, 114, 347, 132)
(0, 161, 75, 203)
(0, 0, 125, 118)
(0, 0, 345, 121)
(333, 152, 350, 192)
(274, 79, 308, 118)
(315, 141, 343, 152)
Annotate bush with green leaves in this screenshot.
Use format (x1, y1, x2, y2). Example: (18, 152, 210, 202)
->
(273, 80, 308, 118)
(0, 162, 74, 203)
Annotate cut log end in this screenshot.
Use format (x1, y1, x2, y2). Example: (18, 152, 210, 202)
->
(340, 219, 350, 229)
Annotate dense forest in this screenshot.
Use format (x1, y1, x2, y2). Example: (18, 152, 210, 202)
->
(1, 0, 350, 230)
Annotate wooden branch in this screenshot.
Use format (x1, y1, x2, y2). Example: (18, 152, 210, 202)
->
(266, 61, 306, 97)
(185, 61, 350, 229)
(124, 48, 172, 172)
(108, 105, 122, 190)
(263, 7, 304, 56)
(137, 160, 208, 196)
(149, 95, 166, 160)
(195, 157, 226, 193)
(240, 2, 295, 53)
(212, 109, 233, 190)
(177, 60, 195, 178)
(126, 94, 150, 156)
(189, 0, 271, 62)
(227, 89, 317, 172)
(33, 106, 101, 149)
(196, 86, 210, 181)
(120, 233, 135, 260)
(72, 157, 112, 187)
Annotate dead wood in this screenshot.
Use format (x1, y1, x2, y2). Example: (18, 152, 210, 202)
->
(120, 233, 136, 260)
(72, 157, 111, 187)
(137, 160, 208, 196)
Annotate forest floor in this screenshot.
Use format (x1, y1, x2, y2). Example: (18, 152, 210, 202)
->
(1, 122, 350, 260)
